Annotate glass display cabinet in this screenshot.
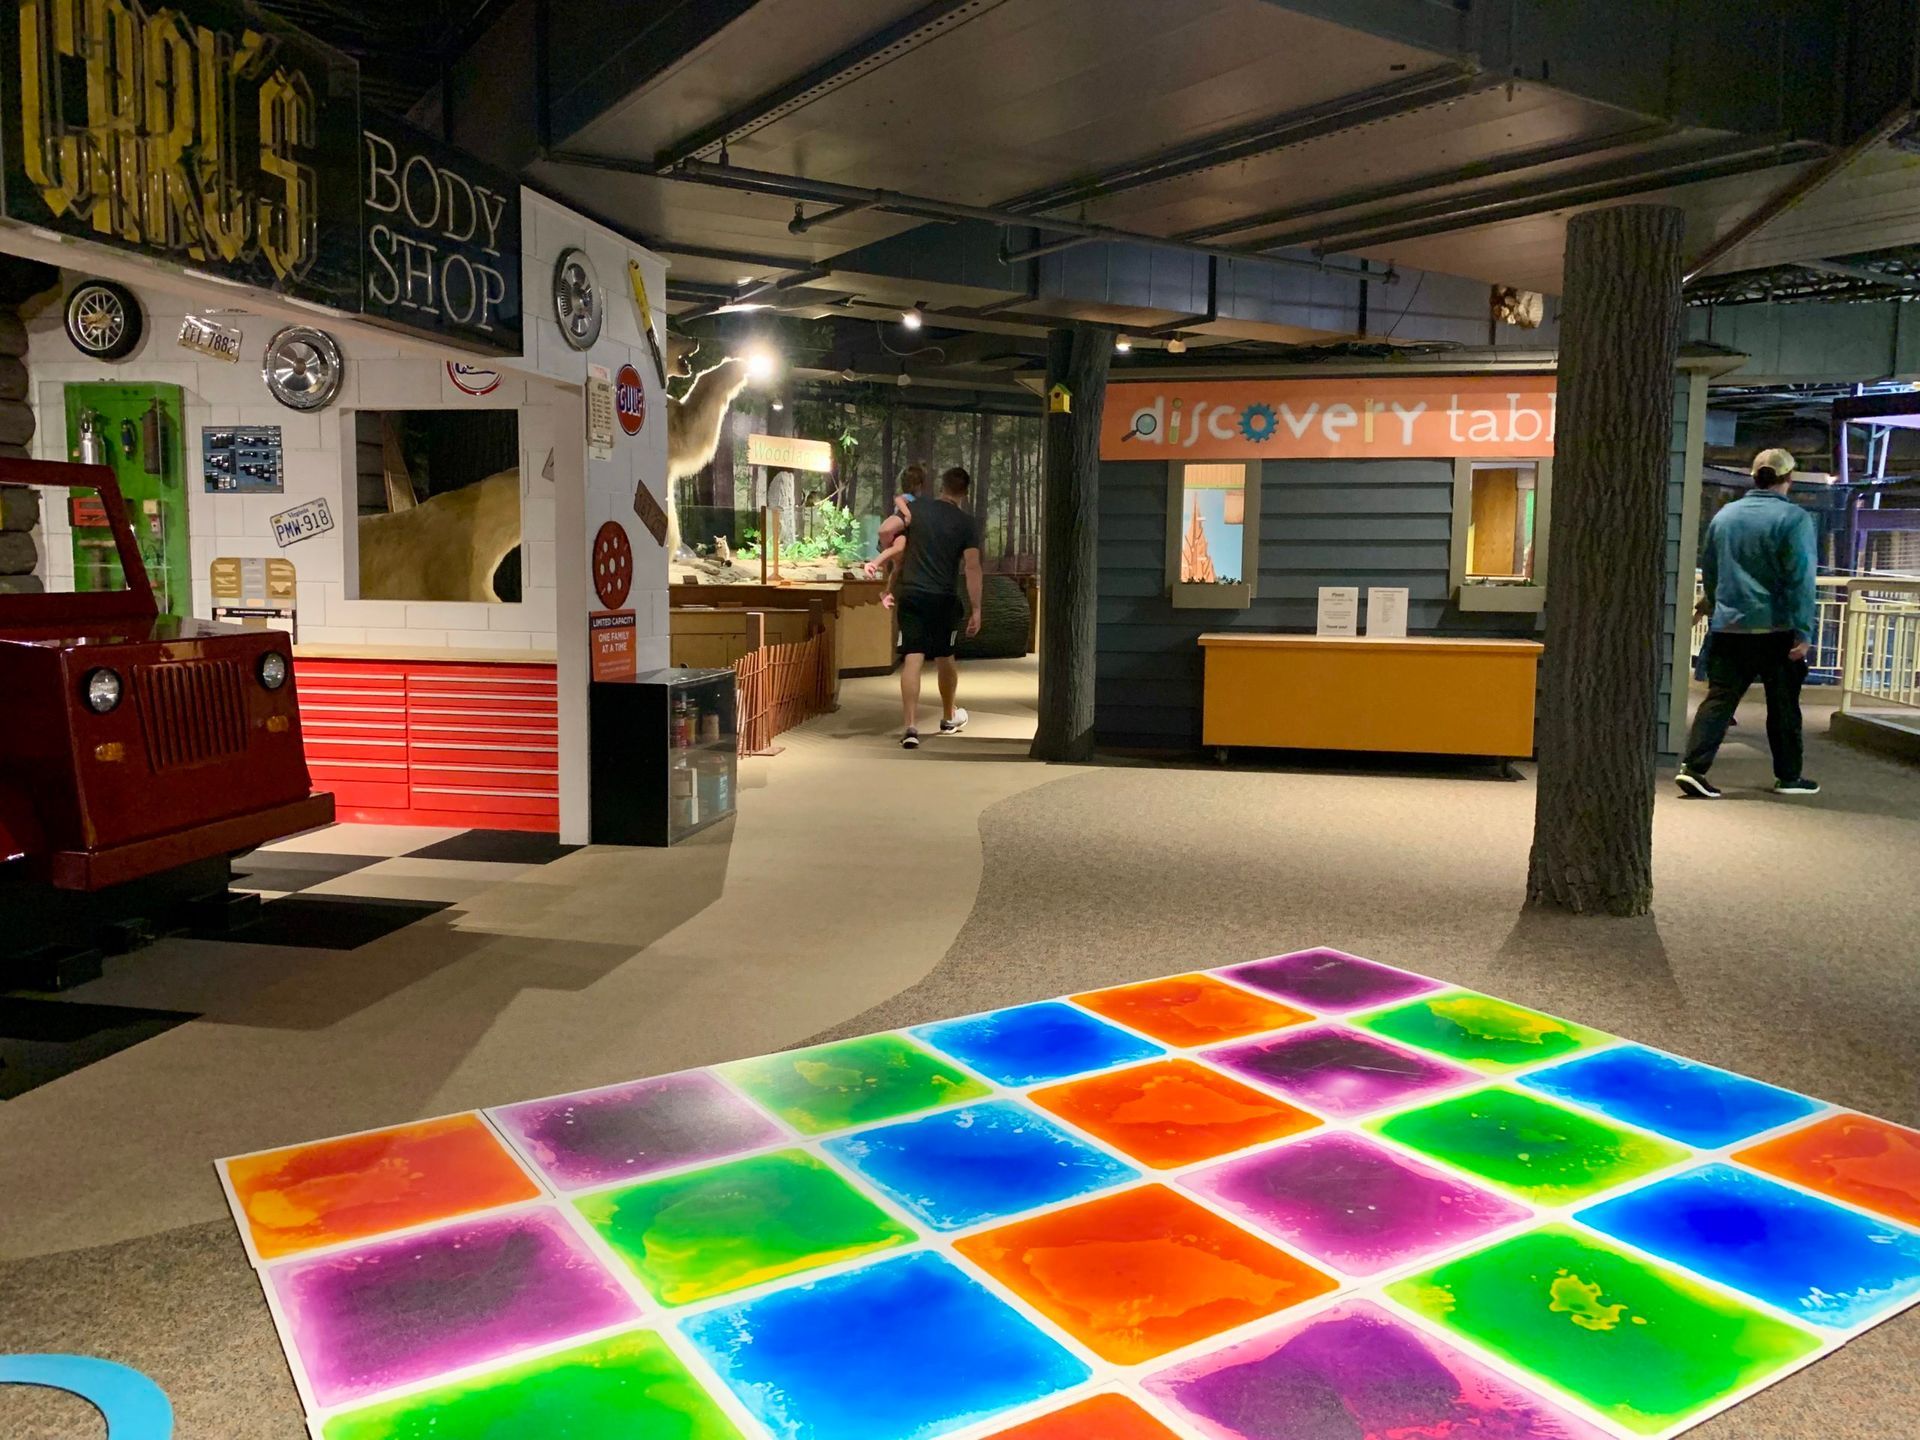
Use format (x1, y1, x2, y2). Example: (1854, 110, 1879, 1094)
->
(589, 667, 737, 845)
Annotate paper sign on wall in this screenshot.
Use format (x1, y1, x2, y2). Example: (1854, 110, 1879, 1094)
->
(210, 556, 296, 601)
(586, 364, 616, 462)
(590, 609, 637, 681)
(1366, 586, 1410, 638)
(1317, 586, 1359, 637)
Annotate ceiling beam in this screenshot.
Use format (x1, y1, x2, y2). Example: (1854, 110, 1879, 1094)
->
(1178, 123, 1672, 243)
(1295, 138, 1826, 255)
(995, 64, 1491, 216)
(651, 0, 1004, 171)
(1800, 260, 1920, 294)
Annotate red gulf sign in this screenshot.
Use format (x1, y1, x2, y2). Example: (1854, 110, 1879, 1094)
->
(616, 363, 646, 435)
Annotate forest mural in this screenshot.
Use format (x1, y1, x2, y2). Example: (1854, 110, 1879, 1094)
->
(677, 395, 1045, 571)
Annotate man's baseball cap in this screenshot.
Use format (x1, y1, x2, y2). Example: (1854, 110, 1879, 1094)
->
(1751, 447, 1797, 478)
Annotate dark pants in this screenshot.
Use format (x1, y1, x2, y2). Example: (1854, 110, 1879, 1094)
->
(1683, 630, 1806, 781)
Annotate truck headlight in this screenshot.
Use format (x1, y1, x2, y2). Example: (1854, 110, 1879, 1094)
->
(84, 668, 122, 713)
(258, 651, 289, 691)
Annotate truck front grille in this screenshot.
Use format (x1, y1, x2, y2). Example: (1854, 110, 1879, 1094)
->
(134, 660, 249, 771)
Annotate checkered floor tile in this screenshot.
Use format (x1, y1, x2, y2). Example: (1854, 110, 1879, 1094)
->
(215, 947, 1920, 1440)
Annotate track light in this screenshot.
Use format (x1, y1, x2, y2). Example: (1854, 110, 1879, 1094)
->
(1114, 335, 1132, 353)
(1166, 336, 1188, 355)
(901, 304, 923, 330)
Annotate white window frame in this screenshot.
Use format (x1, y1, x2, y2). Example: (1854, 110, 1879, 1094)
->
(1166, 460, 1258, 610)
(1451, 456, 1552, 613)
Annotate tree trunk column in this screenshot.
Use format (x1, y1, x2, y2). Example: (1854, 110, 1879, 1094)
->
(1032, 326, 1110, 762)
(1527, 204, 1685, 917)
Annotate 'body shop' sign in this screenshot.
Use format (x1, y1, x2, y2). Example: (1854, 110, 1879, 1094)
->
(1101, 376, 1557, 461)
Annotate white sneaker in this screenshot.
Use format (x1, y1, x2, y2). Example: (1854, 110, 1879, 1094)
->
(901, 729, 920, 750)
(939, 709, 970, 735)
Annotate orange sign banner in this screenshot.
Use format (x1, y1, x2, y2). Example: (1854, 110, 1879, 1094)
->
(1099, 376, 1556, 461)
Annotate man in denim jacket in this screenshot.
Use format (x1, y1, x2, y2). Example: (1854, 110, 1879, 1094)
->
(1676, 449, 1820, 798)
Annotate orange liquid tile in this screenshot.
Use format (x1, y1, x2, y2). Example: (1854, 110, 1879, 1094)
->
(987, 1393, 1180, 1439)
(1734, 1112, 1920, 1227)
(1072, 974, 1313, 1047)
(1031, 1059, 1320, 1169)
(226, 1113, 540, 1260)
(955, 1184, 1337, 1365)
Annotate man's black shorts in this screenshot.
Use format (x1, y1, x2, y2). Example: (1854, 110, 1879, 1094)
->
(897, 590, 961, 658)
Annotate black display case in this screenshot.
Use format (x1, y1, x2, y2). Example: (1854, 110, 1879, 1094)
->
(589, 668, 738, 845)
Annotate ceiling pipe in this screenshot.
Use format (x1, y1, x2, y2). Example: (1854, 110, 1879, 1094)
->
(548, 151, 1372, 279)
(789, 198, 882, 234)
(1683, 102, 1917, 284)
(675, 266, 830, 322)
(998, 232, 1101, 265)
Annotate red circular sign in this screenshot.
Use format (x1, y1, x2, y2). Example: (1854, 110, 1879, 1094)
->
(592, 521, 634, 610)
(615, 363, 645, 436)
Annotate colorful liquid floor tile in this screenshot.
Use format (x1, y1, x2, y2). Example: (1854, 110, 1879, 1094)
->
(1182, 1131, 1531, 1278)
(1734, 1111, 1920, 1227)
(220, 949, 1920, 1440)
(269, 1206, 641, 1410)
(681, 1250, 1090, 1440)
(1387, 1224, 1821, 1436)
(574, 1148, 914, 1305)
(1519, 1043, 1823, 1149)
(822, 1099, 1136, 1231)
(1206, 1023, 1475, 1118)
(1372, 1086, 1689, 1205)
(1216, 948, 1440, 1013)
(1071, 973, 1312, 1048)
(955, 1184, 1338, 1364)
(1031, 1058, 1319, 1169)
(223, 1113, 541, 1261)
(718, 1033, 989, 1135)
(1578, 1163, 1920, 1330)
(490, 1071, 783, 1191)
(914, 1001, 1164, 1086)
(319, 1328, 742, 1440)
(1356, 990, 1611, 1072)
(1146, 1298, 1613, 1440)
(986, 1394, 1181, 1439)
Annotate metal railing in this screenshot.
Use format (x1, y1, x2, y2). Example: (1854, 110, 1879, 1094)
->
(1838, 577, 1920, 718)
(1693, 574, 1877, 683)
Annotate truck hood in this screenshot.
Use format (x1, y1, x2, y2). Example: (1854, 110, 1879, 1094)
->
(0, 615, 277, 650)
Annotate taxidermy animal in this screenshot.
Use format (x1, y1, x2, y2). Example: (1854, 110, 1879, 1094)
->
(663, 332, 750, 557)
(359, 470, 522, 602)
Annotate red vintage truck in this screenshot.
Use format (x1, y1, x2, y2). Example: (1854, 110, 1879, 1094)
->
(1, 458, 331, 977)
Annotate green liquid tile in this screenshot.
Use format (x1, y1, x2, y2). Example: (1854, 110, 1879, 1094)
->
(1386, 1224, 1820, 1436)
(719, 1033, 990, 1134)
(1356, 990, 1612, 1071)
(1370, 1087, 1688, 1205)
(320, 1328, 742, 1440)
(575, 1149, 915, 1305)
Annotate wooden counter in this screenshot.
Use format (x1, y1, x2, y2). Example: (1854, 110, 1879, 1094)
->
(1198, 632, 1542, 759)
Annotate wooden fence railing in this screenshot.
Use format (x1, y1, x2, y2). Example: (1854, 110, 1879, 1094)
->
(735, 625, 835, 755)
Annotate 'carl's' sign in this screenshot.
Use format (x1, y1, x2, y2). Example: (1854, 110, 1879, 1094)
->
(361, 116, 522, 354)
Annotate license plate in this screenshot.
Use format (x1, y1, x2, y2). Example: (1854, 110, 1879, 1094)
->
(178, 314, 245, 363)
(271, 497, 334, 547)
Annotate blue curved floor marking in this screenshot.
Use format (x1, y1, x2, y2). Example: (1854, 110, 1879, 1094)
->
(0, 1354, 173, 1439)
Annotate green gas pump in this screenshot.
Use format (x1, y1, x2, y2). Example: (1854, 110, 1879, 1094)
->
(63, 382, 189, 617)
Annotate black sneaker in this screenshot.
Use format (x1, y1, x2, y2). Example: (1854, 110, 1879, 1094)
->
(1773, 777, 1820, 796)
(901, 730, 920, 750)
(939, 708, 970, 735)
(1675, 770, 1721, 799)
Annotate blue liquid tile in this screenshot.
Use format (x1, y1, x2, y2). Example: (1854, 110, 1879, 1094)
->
(1578, 1163, 1920, 1330)
(823, 1099, 1138, 1231)
(1520, 1044, 1821, 1149)
(681, 1250, 1090, 1440)
(913, 1002, 1163, 1086)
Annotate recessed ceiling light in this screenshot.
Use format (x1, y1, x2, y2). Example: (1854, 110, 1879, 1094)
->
(1166, 337, 1188, 355)
(1114, 335, 1132, 353)
(901, 305, 923, 330)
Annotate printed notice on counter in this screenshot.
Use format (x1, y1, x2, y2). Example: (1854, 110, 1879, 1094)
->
(1366, 586, 1410, 638)
(590, 609, 637, 681)
(1316, 586, 1359, 637)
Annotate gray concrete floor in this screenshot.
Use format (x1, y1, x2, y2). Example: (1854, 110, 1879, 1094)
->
(2, 662, 1916, 1438)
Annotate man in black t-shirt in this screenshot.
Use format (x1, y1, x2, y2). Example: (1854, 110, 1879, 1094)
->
(892, 466, 983, 749)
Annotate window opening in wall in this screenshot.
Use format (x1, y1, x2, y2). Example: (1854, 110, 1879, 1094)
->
(1466, 462, 1538, 582)
(354, 409, 521, 603)
(1168, 461, 1257, 609)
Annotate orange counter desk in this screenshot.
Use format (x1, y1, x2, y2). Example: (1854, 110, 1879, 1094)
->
(1198, 632, 1542, 760)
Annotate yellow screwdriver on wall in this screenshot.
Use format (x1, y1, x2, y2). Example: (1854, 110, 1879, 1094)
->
(626, 259, 668, 390)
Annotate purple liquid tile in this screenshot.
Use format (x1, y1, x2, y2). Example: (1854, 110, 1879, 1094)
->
(1218, 949, 1440, 1014)
(269, 1207, 641, 1409)
(491, 1071, 783, 1190)
(1181, 1132, 1530, 1278)
(1206, 1025, 1474, 1118)
(1147, 1299, 1611, 1440)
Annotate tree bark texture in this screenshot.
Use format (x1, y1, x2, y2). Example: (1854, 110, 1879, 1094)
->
(1032, 326, 1109, 763)
(1527, 204, 1684, 917)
